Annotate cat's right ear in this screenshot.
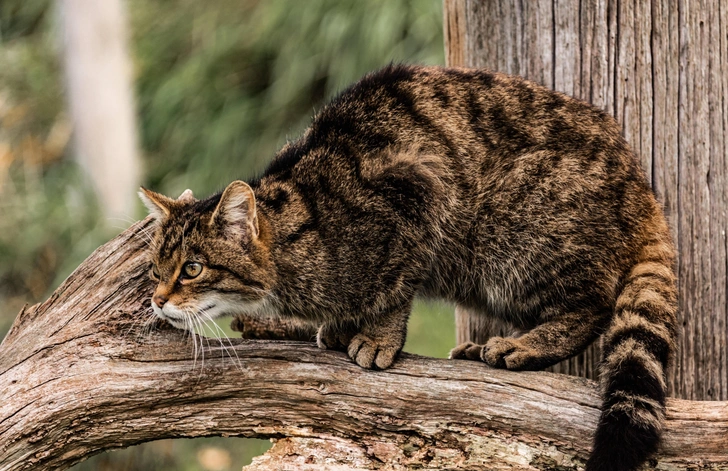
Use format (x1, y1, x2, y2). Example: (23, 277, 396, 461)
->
(210, 180, 259, 240)
(139, 187, 174, 221)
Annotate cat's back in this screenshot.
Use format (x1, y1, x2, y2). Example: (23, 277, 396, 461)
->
(311, 64, 623, 154)
(258, 64, 656, 253)
(261, 64, 637, 200)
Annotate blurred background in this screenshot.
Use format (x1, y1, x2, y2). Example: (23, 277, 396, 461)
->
(0, 0, 451, 469)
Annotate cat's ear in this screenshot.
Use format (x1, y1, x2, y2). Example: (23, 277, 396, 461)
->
(177, 189, 196, 203)
(210, 180, 259, 240)
(138, 187, 175, 221)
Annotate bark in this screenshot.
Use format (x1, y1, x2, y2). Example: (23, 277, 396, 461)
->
(0, 220, 727, 470)
(444, 0, 728, 399)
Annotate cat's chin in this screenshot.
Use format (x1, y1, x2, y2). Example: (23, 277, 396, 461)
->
(152, 304, 192, 330)
(163, 317, 189, 330)
(200, 296, 276, 320)
(152, 295, 276, 332)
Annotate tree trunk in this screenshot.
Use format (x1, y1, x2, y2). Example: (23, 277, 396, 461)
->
(59, 0, 140, 223)
(0, 220, 726, 470)
(444, 0, 728, 400)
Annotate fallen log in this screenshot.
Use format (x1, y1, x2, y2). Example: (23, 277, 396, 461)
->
(0, 219, 726, 470)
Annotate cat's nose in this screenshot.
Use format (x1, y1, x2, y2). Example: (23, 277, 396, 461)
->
(153, 294, 168, 308)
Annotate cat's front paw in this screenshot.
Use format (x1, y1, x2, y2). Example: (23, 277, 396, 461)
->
(483, 336, 538, 370)
(230, 316, 246, 334)
(449, 341, 484, 361)
(347, 333, 402, 370)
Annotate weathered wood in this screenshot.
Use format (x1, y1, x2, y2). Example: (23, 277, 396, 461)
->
(444, 0, 728, 400)
(232, 312, 316, 341)
(0, 220, 726, 470)
(443, 0, 466, 68)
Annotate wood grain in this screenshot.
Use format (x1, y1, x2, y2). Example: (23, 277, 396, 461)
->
(444, 0, 728, 400)
(0, 220, 726, 470)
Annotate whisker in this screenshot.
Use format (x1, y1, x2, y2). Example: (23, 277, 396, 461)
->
(187, 309, 202, 374)
(200, 312, 233, 361)
(186, 307, 209, 378)
(115, 219, 155, 245)
(123, 307, 147, 340)
(200, 311, 243, 372)
(136, 225, 156, 245)
(130, 306, 157, 344)
(200, 317, 212, 369)
(195, 313, 208, 374)
(107, 215, 139, 225)
(130, 220, 156, 247)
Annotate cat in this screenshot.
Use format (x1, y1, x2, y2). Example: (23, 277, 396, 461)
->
(140, 64, 677, 471)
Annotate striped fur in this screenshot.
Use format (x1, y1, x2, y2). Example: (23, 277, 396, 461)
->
(141, 65, 677, 470)
(588, 221, 677, 471)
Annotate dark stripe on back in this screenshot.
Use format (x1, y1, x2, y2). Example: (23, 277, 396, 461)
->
(259, 187, 290, 213)
(384, 80, 456, 152)
(285, 220, 317, 244)
(262, 139, 311, 180)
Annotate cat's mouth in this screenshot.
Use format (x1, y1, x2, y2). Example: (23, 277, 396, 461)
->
(153, 294, 271, 331)
(155, 309, 186, 329)
(152, 305, 185, 328)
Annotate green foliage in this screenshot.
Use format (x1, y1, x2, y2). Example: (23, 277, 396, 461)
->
(0, 0, 51, 41)
(2, 0, 449, 468)
(405, 300, 457, 359)
(0, 28, 62, 135)
(131, 0, 444, 196)
(0, 163, 103, 301)
(72, 438, 271, 471)
(0, 0, 97, 331)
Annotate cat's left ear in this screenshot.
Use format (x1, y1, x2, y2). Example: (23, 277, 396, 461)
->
(139, 188, 175, 221)
(210, 180, 259, 240)
(177, 189, 196, 203)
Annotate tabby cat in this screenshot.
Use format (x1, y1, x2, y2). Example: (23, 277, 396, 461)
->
(140, 65, 677, 471)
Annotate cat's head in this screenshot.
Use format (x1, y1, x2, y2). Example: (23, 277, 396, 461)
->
(139, 181, 274, 331)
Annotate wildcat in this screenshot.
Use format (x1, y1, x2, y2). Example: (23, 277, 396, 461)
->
(140, 65, 677, 471)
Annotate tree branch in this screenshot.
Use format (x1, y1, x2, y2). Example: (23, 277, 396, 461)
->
(0, 220, 726, 471)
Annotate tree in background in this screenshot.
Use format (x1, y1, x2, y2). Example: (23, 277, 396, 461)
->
(133, 0, 444, 194)
(0, 1, 444, 469)
(60, 0, 140, 224)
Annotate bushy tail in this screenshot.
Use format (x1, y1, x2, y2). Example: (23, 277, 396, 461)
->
(587, 234, 677, 471)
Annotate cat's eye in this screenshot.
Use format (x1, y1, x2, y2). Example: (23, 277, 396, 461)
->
(182, 262, 203, 279)
(150, 265, 160, 280)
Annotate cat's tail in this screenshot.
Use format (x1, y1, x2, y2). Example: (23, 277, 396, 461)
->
(587, 225, 677, 471)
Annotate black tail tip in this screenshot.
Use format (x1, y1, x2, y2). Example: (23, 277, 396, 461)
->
(586, 411, 661, 471)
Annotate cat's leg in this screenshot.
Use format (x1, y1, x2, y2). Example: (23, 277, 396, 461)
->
(449, 304, 513, 360)
(346, 302, 410, 370)
(454, 305, 610, 371)
(230, 314, 316, 341)
(316, 319, 358, 351)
